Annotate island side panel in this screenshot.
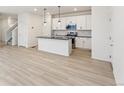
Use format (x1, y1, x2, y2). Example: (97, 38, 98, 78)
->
(38, 38, 71, 56)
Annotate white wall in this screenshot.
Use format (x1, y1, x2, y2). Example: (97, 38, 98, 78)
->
(111, 7, 124, 85)
(8, 16, 17, 27)
(18, 13, 28, 47)
(1, 17, 10, 42)
(28, 14, 43, 47)
(92, 6, 124, 85)
(41, 14, 52, 37)
(18, 13, 42, 48)
(0, 20, 2, 41)
(92, 6, 112, 62)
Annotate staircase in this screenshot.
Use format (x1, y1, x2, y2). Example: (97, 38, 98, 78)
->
(6, 23, 18, 45)
(7, 37, 12, 45)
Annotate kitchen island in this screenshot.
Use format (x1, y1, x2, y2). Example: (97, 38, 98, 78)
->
(37, 36, 72, 56)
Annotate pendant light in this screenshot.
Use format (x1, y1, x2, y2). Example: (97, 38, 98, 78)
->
(58, 6, 61, 25)
(43, 8, 47, 26)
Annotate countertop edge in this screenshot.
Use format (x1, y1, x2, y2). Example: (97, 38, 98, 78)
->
(37, 37, 70, 40)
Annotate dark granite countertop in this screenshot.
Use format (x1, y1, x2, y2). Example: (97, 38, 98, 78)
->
(55, 35, 92, 38)
(37, 35, 91, 40)
(37, 36, 71, 40)
(76, 36, 92, 38)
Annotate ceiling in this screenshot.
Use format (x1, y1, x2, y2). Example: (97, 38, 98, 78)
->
(0, 6, 91, 16)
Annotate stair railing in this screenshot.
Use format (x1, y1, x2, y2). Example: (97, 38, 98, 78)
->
(6, 23, 18, 45)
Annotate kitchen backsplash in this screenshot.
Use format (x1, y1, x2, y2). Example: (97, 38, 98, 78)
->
(53, 30, 91, 36)
(77, 31, 91, 36)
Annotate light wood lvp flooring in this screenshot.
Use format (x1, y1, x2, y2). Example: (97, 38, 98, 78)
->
(0, 46, 116, 86)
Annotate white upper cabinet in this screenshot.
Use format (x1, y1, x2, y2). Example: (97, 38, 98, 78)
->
(66, 16, 77, 25)
(76, 15, 91, 30)
(52, 15, 91, 30)
(76, 15, 87, 30)
(52, 17, 66, 30)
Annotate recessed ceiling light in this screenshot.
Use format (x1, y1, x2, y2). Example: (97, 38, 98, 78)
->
(34, 8, 38, 12)
(74, 8, 77, 11)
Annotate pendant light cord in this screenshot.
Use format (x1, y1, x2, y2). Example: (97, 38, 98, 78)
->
(58, 6, 61, 22)
(44, 8, 46, 23)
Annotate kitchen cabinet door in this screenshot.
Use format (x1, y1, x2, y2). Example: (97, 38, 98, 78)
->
(66, 16, 77, 25)
(86, 15, 91, 30)
(75, 37, 83, 48)
(83, 38, 91, 49)
(76, 37, 91, 49)
(76, 15, 87, 30)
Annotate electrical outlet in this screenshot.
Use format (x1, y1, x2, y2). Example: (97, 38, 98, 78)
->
(109, 18, 111, 22)
(109, 55, 112, 59)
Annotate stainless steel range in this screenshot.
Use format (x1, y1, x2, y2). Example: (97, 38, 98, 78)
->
(66, 32, 77, 49)
(66, 22, 77, 49)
